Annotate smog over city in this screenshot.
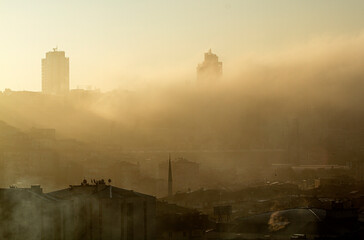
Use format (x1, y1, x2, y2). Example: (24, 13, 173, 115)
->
(0, 1, 363, 239)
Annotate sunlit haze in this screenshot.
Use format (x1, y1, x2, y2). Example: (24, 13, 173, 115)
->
(1, 2, 364, 239)
(1, 0, 364, 91)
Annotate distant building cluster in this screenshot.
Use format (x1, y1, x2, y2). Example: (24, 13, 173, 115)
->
(42, 47, 69, 95)
(197, 49, 222, 83)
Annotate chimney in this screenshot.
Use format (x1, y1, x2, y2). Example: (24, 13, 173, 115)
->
(96, 179, 106, 191)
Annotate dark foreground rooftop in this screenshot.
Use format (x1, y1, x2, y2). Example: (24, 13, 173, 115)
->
(231, 208, 362, 239)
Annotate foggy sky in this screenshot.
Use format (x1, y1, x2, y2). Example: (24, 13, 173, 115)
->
(2, 31, 364, 153)
(1, 0, 364, 91)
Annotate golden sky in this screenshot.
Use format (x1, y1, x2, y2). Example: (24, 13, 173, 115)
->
(1, 0, 364, 91)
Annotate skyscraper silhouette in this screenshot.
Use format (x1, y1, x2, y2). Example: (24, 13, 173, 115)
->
(42, 47, 69, 95)
(197, 49, 222, 83)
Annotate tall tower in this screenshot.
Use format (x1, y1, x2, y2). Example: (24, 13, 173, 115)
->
(168, 154, 173, 198)
(197, 49, 222, 83)
(42, 47, 69, 95)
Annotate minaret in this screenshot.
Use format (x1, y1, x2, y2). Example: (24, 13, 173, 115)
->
(168, 154, 173, 198)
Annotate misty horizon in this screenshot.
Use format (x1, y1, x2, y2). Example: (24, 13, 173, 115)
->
(1, 1, 364, 240)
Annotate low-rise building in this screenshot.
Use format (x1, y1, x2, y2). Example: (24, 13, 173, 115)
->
(49, 179, 156, 240)
(0, 180, 157, 240)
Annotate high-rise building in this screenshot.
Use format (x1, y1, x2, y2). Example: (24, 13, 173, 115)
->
(41, 48, 69, 95)
(197, 49, 222, 83)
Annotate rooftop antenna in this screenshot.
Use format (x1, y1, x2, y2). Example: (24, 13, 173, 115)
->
(53, 46, 58, 52)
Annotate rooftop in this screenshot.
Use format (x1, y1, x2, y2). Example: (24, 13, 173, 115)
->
(48, 179, 155, 200)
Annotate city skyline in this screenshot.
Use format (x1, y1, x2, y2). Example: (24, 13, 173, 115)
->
(1, 1, 364, 91)
(1, 2, 364, 239)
